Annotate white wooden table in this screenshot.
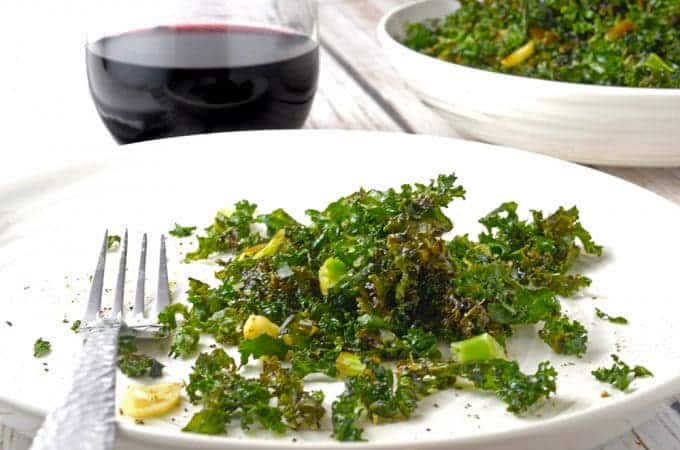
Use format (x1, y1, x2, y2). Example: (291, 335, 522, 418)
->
(2, 0, 680, 448)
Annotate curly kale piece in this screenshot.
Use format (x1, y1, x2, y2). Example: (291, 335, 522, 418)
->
(332, 392, 364, 441)
(261, 359, 325, 430)
(395, 358, 556, 414)
(185, 201, 309, 262)
(185, 201, 265, 261)
(185, 349, 323, 435)
(487, 288, 560, 325)
(239, 334, 290, 365)
(117, 335, 164, 378)
(184, 349, 286, 434)
(595, 308, 629, 325)
(169, 325, 200, 358)
(479, 202, 602, 296)
(33, 338, 51, 358)
(539, 316, 588, 356)
(118, 353, 164, 378)
(456, 359, 558, 414)
(592, 355, 653, 391)
(332, 359, 457, 441)
(291, 348, 340, 379)
(331, 362, 412, 441)
(169, 223, 196, 237)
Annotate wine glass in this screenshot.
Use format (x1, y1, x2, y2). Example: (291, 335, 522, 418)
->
(85, 0, 319, 144)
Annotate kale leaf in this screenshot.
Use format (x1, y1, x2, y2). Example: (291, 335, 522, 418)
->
(595, 308, 629, 325)
(184, 349, 322, 435)
(456, 359, 557, 413)
(117, 335, 164, 378)
(33, 338, 51, 358)
(239, 334, 290, 365)
(487, 288, 560, 325)
(331, 392, 364, 441)
(539, 315, 588, 356)
(169, 223, 197, 238)
(592, 355, 653, 391)
(169, 325, 200, 358)
(118, 353, 164, 378)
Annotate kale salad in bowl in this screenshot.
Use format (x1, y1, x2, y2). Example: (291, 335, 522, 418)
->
(377, 0, 680, 166)
(403, 0, 679, 89)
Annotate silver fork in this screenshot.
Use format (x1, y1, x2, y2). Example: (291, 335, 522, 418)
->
(30, 230, 170, 450)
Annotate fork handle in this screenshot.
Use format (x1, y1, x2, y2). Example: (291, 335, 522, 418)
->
(30, 322, 120, 450)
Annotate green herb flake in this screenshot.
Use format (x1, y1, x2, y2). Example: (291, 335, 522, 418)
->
(595, 308, 628, 325)
(33, 338, 51, 358)
(107, 234, 121, 251)
(169, 223, 197, 238)
(70, 320, 82, 332)
(592, 355, 653, 391)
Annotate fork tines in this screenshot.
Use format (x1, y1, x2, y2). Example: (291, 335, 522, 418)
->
(84, 231, 168, 323)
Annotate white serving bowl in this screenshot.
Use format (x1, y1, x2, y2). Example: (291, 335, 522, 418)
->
(377, 0, 680, 167)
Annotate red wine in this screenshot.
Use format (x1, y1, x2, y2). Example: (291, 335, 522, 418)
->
(86, 25, 319, 144)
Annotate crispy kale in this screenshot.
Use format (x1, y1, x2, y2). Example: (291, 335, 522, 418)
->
(33, 338, 51, 358)
(332, 361, 424, 441)
(169, 223, 197, 238)
(239, 335, 289, 365)
(592, 355, 653, 391)
(331, 391, 364, 441)
(331, 357, 557, 441)
(478, 202, 602, 296)
(184, 349, 322, 434)
(118, 353, 164, 378)
(261, 359, 325, 430)
(456, 359, 557, 413)
(169, 325, 200, 358)
(403, 0, 680, 88)
(117, 336, 164, 378)
(595, 308, 629, 325)
(184, 201, 304, 261)
(539, 315, 588, 356)
(160, 174, 603, 441)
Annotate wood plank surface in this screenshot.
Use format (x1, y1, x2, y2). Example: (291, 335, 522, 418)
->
(318, 0, 463, 135)
(305, 48, 403, 131)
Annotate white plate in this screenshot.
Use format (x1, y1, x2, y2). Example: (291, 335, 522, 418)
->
(377, 0, 680, 167)
(1, 130, 680, 450)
